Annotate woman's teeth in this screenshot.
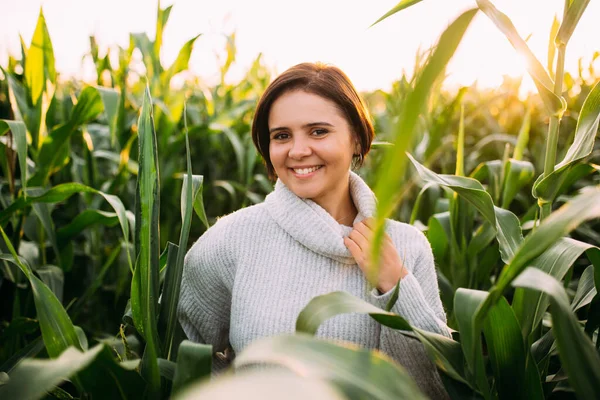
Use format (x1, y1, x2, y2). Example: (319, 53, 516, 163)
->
(293, 166, 322, 175)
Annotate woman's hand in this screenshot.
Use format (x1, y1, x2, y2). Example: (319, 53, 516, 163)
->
(343, 217, 408, 294)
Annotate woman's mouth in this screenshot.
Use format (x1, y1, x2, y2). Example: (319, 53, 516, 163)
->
(290, 165, 323, 177)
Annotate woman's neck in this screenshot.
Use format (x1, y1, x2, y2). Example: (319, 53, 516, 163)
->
(311, 180, 358, 227)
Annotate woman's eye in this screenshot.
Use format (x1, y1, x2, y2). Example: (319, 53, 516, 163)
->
(273, 132, 290, 140)
(312, 129, 328, 136)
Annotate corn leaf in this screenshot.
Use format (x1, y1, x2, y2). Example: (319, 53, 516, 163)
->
(555, 0, 590, 46)
(29, 86, 105, 186)
(0, 228, 81, 358)
(512, 238, 600, 339)
(472, 186, 600, 376)
(296, 291, 469, 386)
(476, 0, 566, 116)
(533, 80, 600, 203)
(454, 289, 490, 396)
(501, 159, 535, 209)
(174, 369, 345, 400)
(512, 268, 600, 399)
(371, 9, 477, 287)
(483, 296, 543, 400)
(131, 85, 161, 397)
(0, 182, 131, 270)
(171, 340, 212, 395)
(0, 120, 28, 195)
(158, 106, 205, 360)
(0, 345, 103, 400)
(234, 333, 429, 400)
(25, 9, 56, 106)
(572, 264, 597, 312)
(371, 0, 426, 27)
(408, 153, 523, 263)
(96, 87, 120, 148)
(56, 210, 119, 246)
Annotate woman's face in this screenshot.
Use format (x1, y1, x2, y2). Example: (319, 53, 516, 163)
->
(268, 90, 357, 205)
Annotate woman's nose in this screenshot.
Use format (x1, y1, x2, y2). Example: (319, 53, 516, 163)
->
(288, 138, 312, 159)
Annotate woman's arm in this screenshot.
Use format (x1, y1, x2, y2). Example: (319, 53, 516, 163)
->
(177, 219, 236, 373)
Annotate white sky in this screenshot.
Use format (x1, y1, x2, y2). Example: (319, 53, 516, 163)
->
(0, 0, 599, 92)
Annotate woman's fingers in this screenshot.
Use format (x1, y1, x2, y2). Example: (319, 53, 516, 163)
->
(344, 236, 365, 268)
(348, 227, 369, 252)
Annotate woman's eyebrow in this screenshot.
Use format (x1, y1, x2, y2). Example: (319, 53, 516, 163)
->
(269, 121, 334, 134)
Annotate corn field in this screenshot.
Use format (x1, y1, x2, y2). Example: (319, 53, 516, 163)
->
(0, 0, 599, 399)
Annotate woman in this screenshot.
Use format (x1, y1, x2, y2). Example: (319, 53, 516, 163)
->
(178, 62, 451, 399)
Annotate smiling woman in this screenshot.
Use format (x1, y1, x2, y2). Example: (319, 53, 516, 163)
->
(178, 62, 451, 399)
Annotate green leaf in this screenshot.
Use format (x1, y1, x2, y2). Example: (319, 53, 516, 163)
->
(234, 333, 429, 400)
(454, 289, 490, 396)
(533, 80, 600, 202)
(172, 340, 212, 395)
(371, 8, 477, 286)
(512, 268, 600, 399)
(296, 291, 468, 386)
(475, 0, 566, 116)
(0, 345, 103, 400)
(512, 238, 600, 339)
(501, 159, 535, 209)
(96, 87, 120, 148)
(0, 183, 131, 271)
(513, 108, 531, 161)
(174, 369, 345, 400)
(131, 84, 161, 397)
(0, 228, 81, 358)
(24, 9, 56, 106)
(472, 186, 600, 375)
(36, 265, 64, 303)
(483, 296, 543, 400)
(70, 86, 105, 127)
(56, 210, 119, 246)
(159, 106, 206, 360)
(371, 0, 425, 27)
(547, 15, 560, 79)
(165, 35, 201, 80)
(154, 3, 173, 59)
(0, 120, 28, 195)
(555, 0, 590, 46)
(572, 264, 597, 312)
(408, 153, 523, 263)
(76, 345, 145, 399)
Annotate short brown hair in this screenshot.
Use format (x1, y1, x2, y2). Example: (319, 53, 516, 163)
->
(251, 62, 375, 180)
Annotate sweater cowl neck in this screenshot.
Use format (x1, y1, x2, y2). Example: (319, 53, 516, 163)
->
(264, 171, 377, 264)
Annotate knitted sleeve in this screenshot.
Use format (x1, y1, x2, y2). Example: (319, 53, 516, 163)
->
(177, 217, 236, 373)
(368, 222, 451, 338)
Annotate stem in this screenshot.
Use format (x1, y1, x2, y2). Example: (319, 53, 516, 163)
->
(540, 44, 566, 220)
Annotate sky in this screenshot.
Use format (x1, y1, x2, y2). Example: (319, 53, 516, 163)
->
(0, 0, 599, 92)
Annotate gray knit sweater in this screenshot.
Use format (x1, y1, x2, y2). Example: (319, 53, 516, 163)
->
(178, 171, 451, 399)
